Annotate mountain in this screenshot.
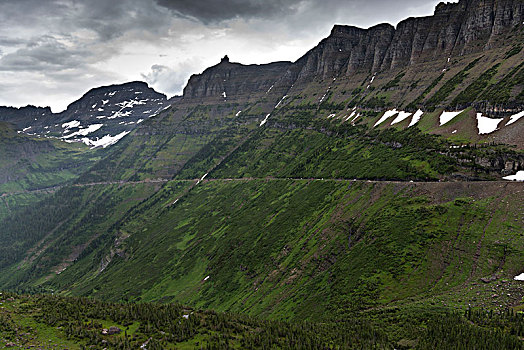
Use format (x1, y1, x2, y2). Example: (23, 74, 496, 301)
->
(0, 81, 170, 148)
(0, 0, 523, 348)
(181, 0, 524, 149)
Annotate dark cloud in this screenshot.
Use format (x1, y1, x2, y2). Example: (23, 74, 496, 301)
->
(154, 0, 446, 27)
(155, 0, 304, 23)
(0, 36, 26, 47)
(0, 36, 87, 71)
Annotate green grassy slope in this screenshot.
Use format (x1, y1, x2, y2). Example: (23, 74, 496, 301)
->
(0, 85, 522, 324)
(0, 181, 171, 289)
(13, 179, 519, 324)
(0, 122, 102, 194)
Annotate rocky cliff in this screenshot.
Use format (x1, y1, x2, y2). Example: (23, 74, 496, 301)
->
(0, 106, 52, 129)
(183, 0, 523, 96)
(183, 55, 292, 101)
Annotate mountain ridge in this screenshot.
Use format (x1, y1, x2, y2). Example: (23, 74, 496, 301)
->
(0, 81, 170, 148)
(184, 0, 523, 101)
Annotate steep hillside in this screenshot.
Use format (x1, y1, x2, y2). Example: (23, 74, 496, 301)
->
(0, 122, 101, 193)
(179, 0, 524, 149)
(0, 122, 103, 224)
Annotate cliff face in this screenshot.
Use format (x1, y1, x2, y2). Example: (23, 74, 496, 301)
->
(183, 56, 292, 100)
(294, 24, 395, 81)
(183, 0, 523, 97)
(382, 0, 523, 69)
(0, 106, 53, 129)
(300, 0, 523, 77)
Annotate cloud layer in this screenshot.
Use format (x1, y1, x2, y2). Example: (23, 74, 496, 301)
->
(0, 0, 452, 111)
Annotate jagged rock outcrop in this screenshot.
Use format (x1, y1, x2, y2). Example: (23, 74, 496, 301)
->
(476, 153, 524, 175)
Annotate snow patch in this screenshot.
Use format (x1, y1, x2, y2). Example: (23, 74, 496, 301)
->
(204, 276, 210, 281)
(327, 114, 336, 119)
(319, 87, 331, 104)
(391, 111, 412, 125)
(200, 173, 208, 181)
(102, 100, 109, 105)
(116, 99, 148, 109)
(260, 114, 270, 126)
(374, 109, 398, 127)
(476, 113, 503, 134)
(503, 171, 524, 182)
(439, 110, 463, 126)
(274, 95, 287, 108)
(82, 131, 130, 149)
(266, 85, 274, 94)
(408, 110, 424, 127)
(236, 111, 242, 117)
(91, 104, 97, 109)
(22, 126, 31, 132)
(222, 91, 227, 98)
(137, 119, 144, 124)
(62, 120, 81, 129)
(63, 124, 103, 139)
(514, 273, 524, 281)
(506, 111, 524, 126)
(108, 110, 132, 119)
(344, 111, 356, 121)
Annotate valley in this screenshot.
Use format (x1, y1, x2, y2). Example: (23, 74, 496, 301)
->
(0, 0, 523, 348)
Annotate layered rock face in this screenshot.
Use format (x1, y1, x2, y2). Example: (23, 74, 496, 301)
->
(0, 106, 52, 130)
(383, 0, 523, 69)
(183, 56, 292, 100)
(301, 0, 523, 77)
(183, 0, 523, 96)
(294, 24, 395, 81)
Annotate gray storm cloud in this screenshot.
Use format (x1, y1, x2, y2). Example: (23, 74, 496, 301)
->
(155, 0, 304, 23)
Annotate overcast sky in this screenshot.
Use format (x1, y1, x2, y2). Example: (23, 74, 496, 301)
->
(0, 0, 455, 112)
